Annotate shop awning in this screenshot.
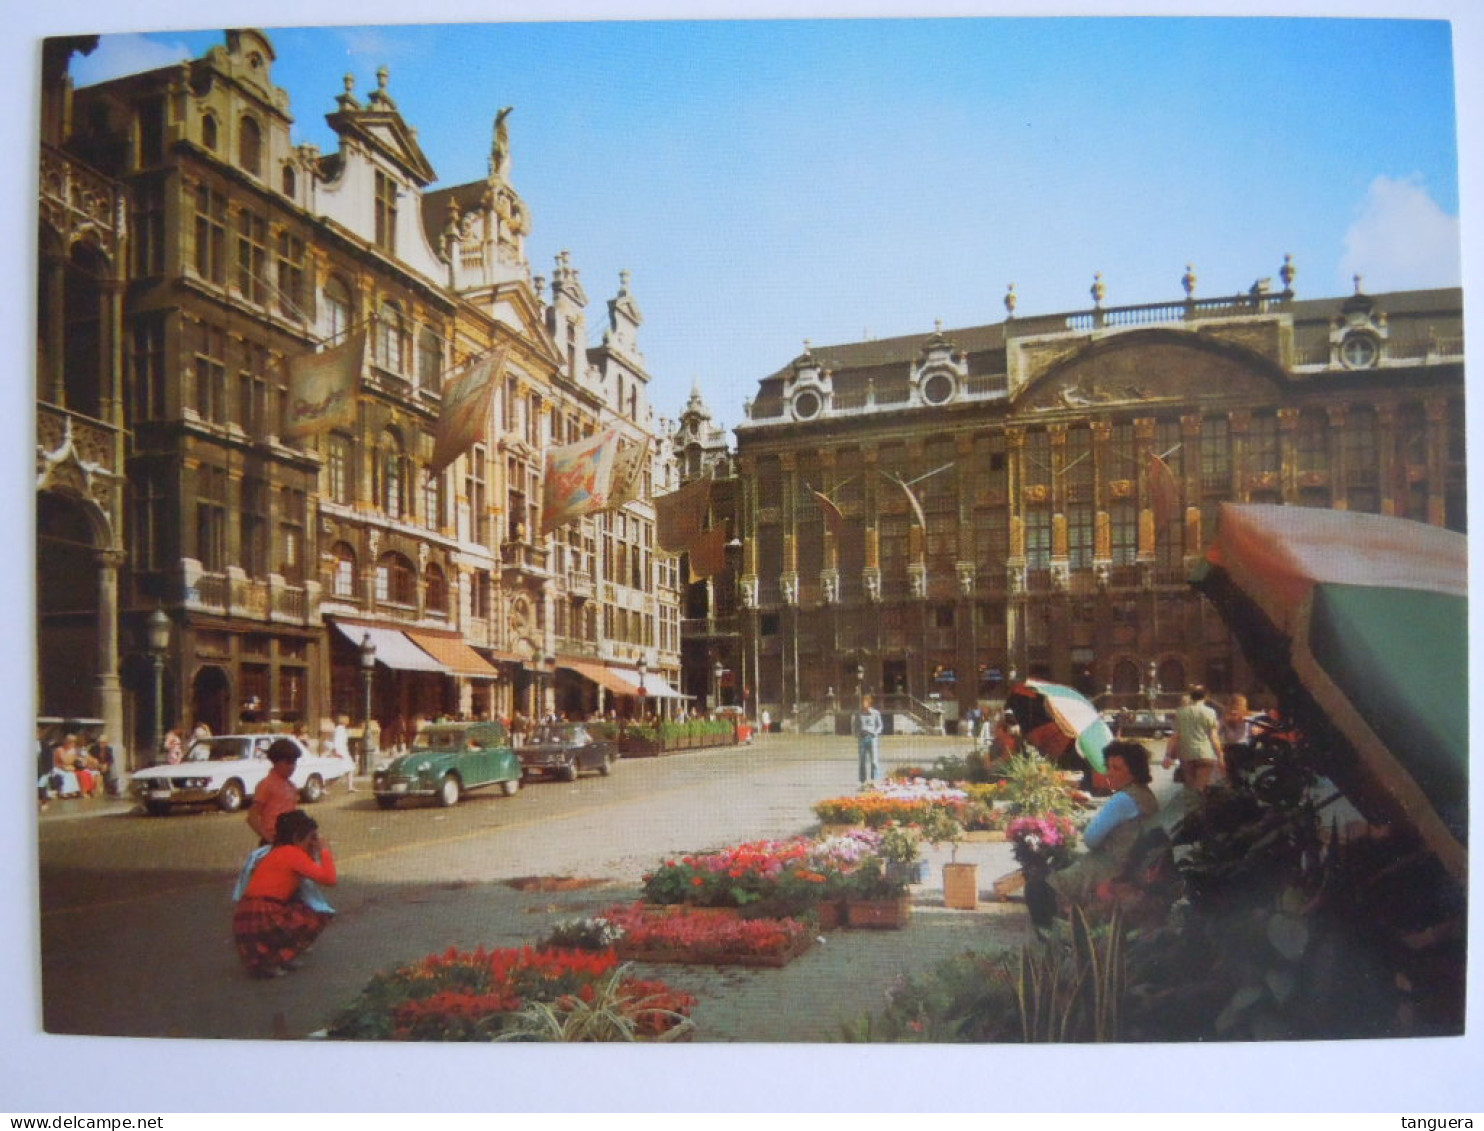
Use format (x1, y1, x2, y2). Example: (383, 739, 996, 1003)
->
(638, 673, 691, 699)
(332, 622, 448, 673)
(405, 630, 502, 679)
(559, 659, 643, 697)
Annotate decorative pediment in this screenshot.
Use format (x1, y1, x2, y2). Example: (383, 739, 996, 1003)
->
(1013, 326, 1288, 414)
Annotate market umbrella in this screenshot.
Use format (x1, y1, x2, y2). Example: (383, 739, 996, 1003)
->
(1006, 679, 1114, 774)
(1193, 503, 1467, 881)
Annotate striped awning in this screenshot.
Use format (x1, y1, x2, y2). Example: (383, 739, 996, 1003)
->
(638, 673, 691, 700)
(332, 622, 447, 673)
(559, 659, 643, 697)
(405, 631, 501, 679)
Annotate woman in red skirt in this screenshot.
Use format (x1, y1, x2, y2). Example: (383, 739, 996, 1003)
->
(233, 809, 338, 978)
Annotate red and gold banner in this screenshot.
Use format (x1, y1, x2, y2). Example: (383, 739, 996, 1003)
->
(605, 438, 650, 511)
(655, 476, 711, 552)
(1148, 451, 1182, 527)
(540, 427, 621, 535)
(283, 330, 365, 439)
(429, 347, 506, 476)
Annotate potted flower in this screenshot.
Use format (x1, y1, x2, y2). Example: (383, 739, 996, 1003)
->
(920, 804, 978, 910)
(879, 821, 925, 887)
(842, 859, 911, 929)
(1006, 814, 1079, 882)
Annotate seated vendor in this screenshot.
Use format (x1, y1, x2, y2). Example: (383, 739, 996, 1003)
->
(1048, 740, 1159, 908)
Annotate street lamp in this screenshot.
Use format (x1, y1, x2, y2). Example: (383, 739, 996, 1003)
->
(636, 657, 648, 720)
(359, 633, 377, 775)
(544, 654, 557, 719)
(1146, 660, 1159, 707)
(146, 605, 170, 762)
(855, 662, 865, 704)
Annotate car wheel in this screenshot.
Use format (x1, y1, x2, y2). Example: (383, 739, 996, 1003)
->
(599, 753, 613, 777)
(300, 774, 324, 804)
(501, 776, 521, 797)
(217, 780, 245, 813)
(438, 774, 461, 808)
(144, 801, 172, 817)
(560, 757, 579, 783)
(375, 795, 399, 810)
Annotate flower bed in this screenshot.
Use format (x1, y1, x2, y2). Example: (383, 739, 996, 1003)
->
(602, 903, 815, 967)
(327, 945, 696, 1041)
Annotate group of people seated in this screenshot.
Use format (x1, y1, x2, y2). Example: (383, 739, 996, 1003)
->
(38, 729, 114, 802)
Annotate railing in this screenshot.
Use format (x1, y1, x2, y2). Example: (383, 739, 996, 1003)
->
(36, 402, 120, 474)
(500, 541, 549, 573)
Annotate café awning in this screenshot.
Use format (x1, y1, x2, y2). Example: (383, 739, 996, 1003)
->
(404, 630, 501, 679)
(559, 659, 643, 697)
(637, 673, 691, 699)
(332, 622, 448, 673)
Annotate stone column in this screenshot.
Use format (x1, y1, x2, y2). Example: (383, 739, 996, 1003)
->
(95, 548, 127, 777)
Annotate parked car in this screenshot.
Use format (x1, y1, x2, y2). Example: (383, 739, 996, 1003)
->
(517, 722, 615, 781)
(373, 720, 522, 809)
(130, 734, 347, 816)
(1115, 710, 1174, 739)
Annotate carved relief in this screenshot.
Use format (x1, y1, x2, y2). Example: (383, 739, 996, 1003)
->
(863, 569, 881, 603)
(956, 562, 975, 596)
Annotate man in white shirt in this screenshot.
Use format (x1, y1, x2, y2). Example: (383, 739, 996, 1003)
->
(851, 694, 884, 784)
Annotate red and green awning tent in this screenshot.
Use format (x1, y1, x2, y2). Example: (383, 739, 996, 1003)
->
(1193, 504, 1467, 882)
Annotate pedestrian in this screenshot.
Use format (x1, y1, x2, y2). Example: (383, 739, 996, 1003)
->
(1164, 684, 1223, 795)
(245, 738, 302, 845)
(760, 707, 770, 739)
(1218, 693, 1254, 780)
(163, 726, 184, 765)
(332, 713, 355, 792)
(90, 733, 116, 797)
(852, 694, 884, 785)
(232, 809, 338, 979)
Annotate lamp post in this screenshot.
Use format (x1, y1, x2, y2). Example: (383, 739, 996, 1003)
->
(359, 633, 377, 775)
(855, 662, 865, 705)
(544, 654, 557, 720)
(146, 605, 170, 762)
(712, 659, 724, 713)
(1146, 660, 1158, 708)
(637, 657, 648, 720)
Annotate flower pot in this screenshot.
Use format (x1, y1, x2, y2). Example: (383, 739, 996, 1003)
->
(942, 861, 980, 910)
(815, 900, 845, 930)
(844, 894, 911, 929)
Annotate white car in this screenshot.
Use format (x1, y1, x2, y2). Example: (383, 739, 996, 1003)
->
(130, 734, 351, 816)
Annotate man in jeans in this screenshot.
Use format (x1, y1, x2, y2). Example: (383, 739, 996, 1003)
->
(852, 694, 884, 785)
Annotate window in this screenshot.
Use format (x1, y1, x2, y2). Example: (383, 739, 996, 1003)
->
(374, 170, 397, 253)
(472, 570, 492, 620)
(193, 321, 228, 424)
(1110, 499, 1137, 566)
(424, 464, 446, 531)
(331, 542, 357, 598)
(1344, 406, 1379, 514)
(1064, 427, 1093, 503)
(418, 328, 442, 391)
(130, 473, 171, 572)
(278, 487, 305, 582)
(1025, 508, 1052, 570)
(425, 564, 448, 615)
(378, 302, 407, 373)
(194, 185, 228, 284)
(327, 434, 354, 504)
(281, 165, 296, 197)
(466, 444, 488, 544)
(1249, 412, 1280, 476)
(238, 115, 262, 176)
(128, 313, 167, 425)
(236, 208, 269, 304)
(202, 113, 218, 151)
(138, 98, 166, 166)
(375, 429, 408, 518)
(324, 276, 353, 344)
(1025, 431, 1051, 491)
(236, 341, 270, 435)
(1067, 502, 1094, 569)
(131, 177, 165, 277)
(1201, 417, 1231, 494)
(375, 552, 417, 605)
(1297, 409, 1329, 474)
(195, 465, 228, 572)
(276, 231, 306, 319)
(240, 476, 269, 576)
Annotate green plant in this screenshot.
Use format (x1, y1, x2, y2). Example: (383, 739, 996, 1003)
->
(494, 964, 696, 1042)
(1000, 751, 1077, 818)
(844, 858, 906, 901)
(839, 953, 1022, 1042)
(1014, 905, 1126, 1042)
(539, 916, 626, 952)
(877, 822, 923, 866)
(916, 804, 966, 861)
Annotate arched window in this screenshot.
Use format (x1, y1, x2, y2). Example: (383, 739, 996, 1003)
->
(281, 165, 296, 197)
(418, 327, 442, 391)
(378, 301, 407, 373)
(202, 113, 218, 151)
(425, 563, 448, 615)
(375, 552, 417, 606)
(331, 542, 357, 598)
(323, 275, 353, 344)
(62, 241, 108, 420)
(238, 115, 262, 176)
(375, 428, 408, 518)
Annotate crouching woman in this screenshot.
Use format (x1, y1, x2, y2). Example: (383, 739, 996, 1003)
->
(1047, 741, 1159, 908)
(232, 809, 338, 978)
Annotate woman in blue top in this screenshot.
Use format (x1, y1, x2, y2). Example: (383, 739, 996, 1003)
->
(1048, 741, 1159, 907)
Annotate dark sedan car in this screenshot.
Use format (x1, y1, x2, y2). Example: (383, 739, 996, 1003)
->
(517, 722, 615, 782)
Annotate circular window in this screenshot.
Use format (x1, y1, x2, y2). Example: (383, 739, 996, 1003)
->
(1341, 334, 1379, 370)
(922, 371, 956, 405)
(792, 389, 822, 420)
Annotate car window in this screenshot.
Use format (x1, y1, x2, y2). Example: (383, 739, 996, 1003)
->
(187, 740, 248, 762)
(421, 730, 460, 751)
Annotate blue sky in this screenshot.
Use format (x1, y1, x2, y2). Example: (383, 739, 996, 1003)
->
(62, 14, 1465, 431)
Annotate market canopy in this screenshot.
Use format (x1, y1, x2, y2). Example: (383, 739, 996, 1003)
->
(559, 659, 643, 697)
(333, 622, 448, 673)
(404, 630, 501, 679)
(636, 672, 690, 699)
(1194, 503, 1467, 880)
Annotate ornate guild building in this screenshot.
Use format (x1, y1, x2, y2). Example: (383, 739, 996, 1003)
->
(36, 30, 682, 766)
(733, 269, 1464, 729)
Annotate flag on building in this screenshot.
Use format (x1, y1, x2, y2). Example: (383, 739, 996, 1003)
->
(890, 472, 927, 529)
(428, 346, 506, 476)
(655, 476, 711, 552)
(687, 523, 730, 582)
(604, 438, 651, 511)
(1149, 451, 1182, 526)
(283, 330, 365, 439)
(540, 427, 621, 535)
(812, 489, 845, 540)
